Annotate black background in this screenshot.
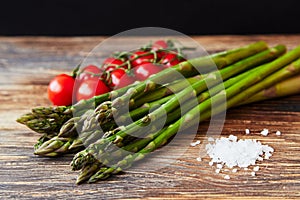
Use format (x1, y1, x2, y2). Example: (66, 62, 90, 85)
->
(1, 0, 299, 36)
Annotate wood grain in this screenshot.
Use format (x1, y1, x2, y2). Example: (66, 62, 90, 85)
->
(0, 35, 300, 199)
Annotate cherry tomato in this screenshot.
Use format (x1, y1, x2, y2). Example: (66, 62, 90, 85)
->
(152, 40, 168, 50)
(130, 51, 155, 67)
(102, 57, 127, 72)
(134, 63, 164, 81)
(161, 53, 186, 67)
(76, 78, 110, 101)
(77, 65, 102, 83)
(152, 40, 172, 59)
(110, 68, 135, 89)
(48, 74, 75, 106)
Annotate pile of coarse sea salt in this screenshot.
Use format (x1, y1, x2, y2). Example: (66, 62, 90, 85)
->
(191, 129, 280, 179)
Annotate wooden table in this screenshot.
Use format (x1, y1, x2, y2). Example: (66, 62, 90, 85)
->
(1, 35, 300, 199)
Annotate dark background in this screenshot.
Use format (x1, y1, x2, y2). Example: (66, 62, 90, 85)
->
(1, 0, 299, 36)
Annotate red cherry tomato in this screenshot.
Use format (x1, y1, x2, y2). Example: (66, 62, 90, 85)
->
(152, 40, 172, 59)
(161, 53, 186, 67)
(152, 40, 168, 50)
(130, 51, 155, 67)
(110, 68, 135, 89)
(76, 78, 110, 101)
(134, 63, 164, 81)
(48, 74, 75, 106)
(77, 65, 102, 83)
(102, 57, 127, 72)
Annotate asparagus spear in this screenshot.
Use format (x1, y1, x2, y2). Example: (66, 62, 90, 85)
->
(243, 74, 300, 104)
(16, 106, 72, 134)
(196, 45, 300, 115)
(34, 133, 57, 150)
(226, 57, 300, 108)
(17, 41, 268, 135)
(199, 57, 300, 122)
(128, 75, 203, 110)
(86, 52, 300, 184)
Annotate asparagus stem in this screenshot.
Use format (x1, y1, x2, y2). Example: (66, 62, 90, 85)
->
(33, 133, 57, 150)
(227, 57, 300, 107)
(76, 162, 102, 184)
(242, 74, 300, 104)
(201, 57, 300, 120)
(197, 45, 300, 115)
(132, 75, 203, 109)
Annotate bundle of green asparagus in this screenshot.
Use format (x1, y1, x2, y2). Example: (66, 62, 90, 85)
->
(17, 41, 300, 184)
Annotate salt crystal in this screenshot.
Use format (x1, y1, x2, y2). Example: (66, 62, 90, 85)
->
(261, 128, 269, 136)
(190, 140, 201, 147)
(244, 168, 248, 171)
(257, 156, 264, 161)
(215, 169, 221, 173)
(253, 166, 260, 171)
(196, 157, 202, 162)
(251, 172, 256, 176)
(224, 175, 230, 180)
(208, 137, 214, 142)
(232, 168, 238, 173)
(216, 164, 223, 169)
(228, 134, 237, 142)
(276, 131, 281, 136)
(262, 145, 274, 153)
(209, 161, 214, 166)
(245, 129, 250, 134)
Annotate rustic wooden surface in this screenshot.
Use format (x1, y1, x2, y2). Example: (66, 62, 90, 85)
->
(0, 35, 300, 199)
